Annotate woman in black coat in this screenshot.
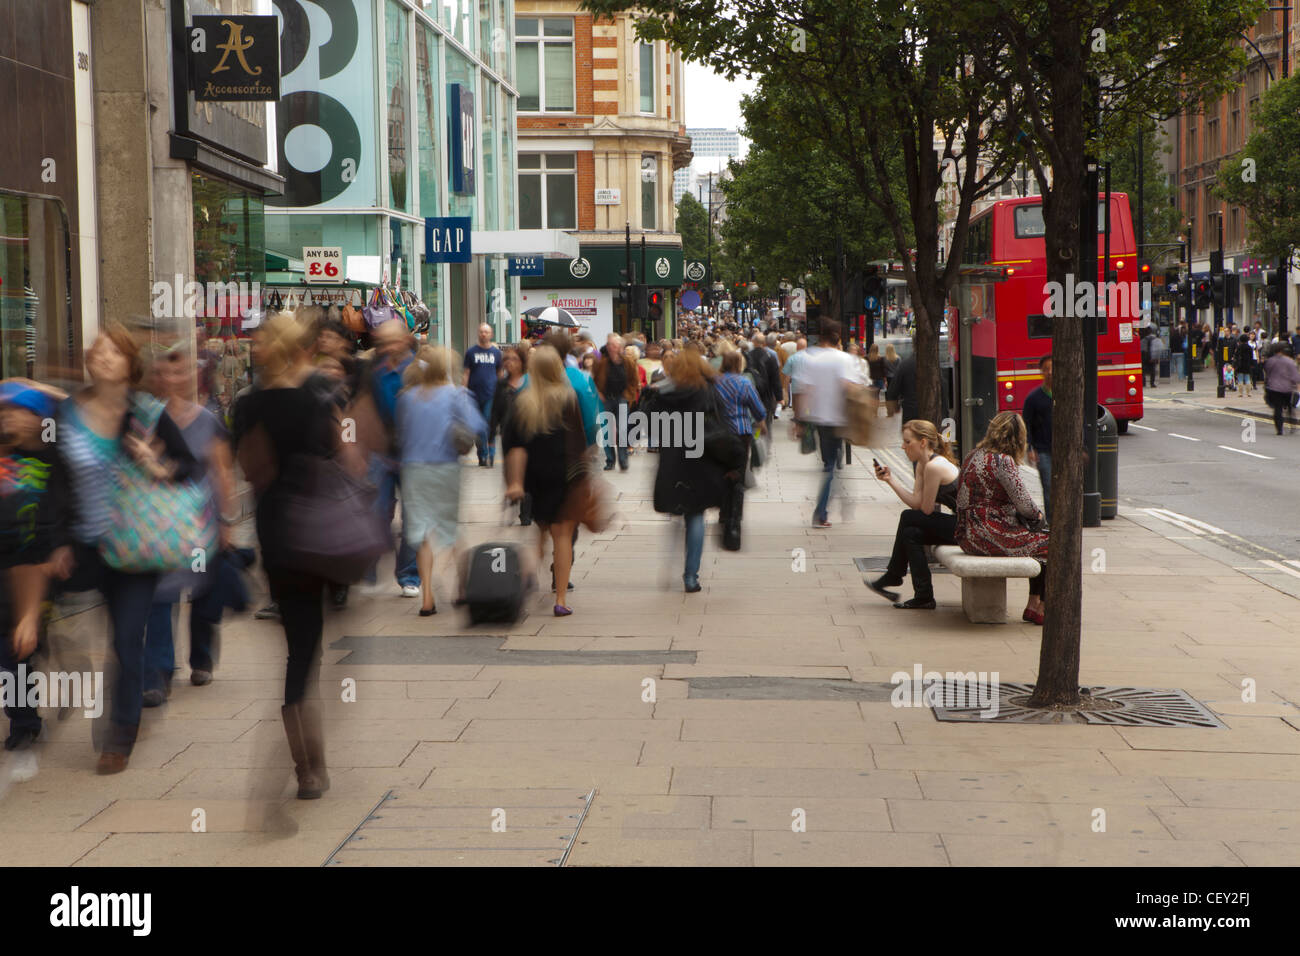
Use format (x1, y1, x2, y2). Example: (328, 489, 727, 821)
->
(641, 346, 730, 592)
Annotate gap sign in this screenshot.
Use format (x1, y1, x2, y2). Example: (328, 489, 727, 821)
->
(508, 256, 544, 276)
(425, 217, 472, 263)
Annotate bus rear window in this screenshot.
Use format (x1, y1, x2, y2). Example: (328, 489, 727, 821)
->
(1014, 202, 1112, 239)
(1027, 313, 1108, 338)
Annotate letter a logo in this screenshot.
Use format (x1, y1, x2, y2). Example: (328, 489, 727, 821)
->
(212, 19, 261, 76)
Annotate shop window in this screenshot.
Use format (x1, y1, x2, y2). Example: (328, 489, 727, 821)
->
(518, 153, 576, 230)
(0, 192, 76, 385)
(515, 18, 574, 112)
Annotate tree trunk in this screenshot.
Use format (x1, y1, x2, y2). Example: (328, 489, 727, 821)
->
(1028, 24, 1086, 709)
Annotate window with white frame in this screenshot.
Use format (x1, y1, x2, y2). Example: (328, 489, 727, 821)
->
(515, 18, 574, 113)
(639, 41, 656, 113)
(518, 153, 577, 229)
(641, 154, 657, 230)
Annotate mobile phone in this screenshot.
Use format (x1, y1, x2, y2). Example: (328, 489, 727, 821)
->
(872, 457, 882, 471)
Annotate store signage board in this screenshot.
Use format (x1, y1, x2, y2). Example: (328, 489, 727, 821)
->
(189, 16, 280, 101)
(449, 84, 476, 196)
(594, 188, 620, 205)
(508, 255, 544, 276)
(303, 247, 345, 284)
(425, 217, 473, 263)
(347, 256, 382, 285)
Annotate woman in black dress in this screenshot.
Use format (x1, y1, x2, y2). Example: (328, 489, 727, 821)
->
(503, 345, 590, 616)
(232, 315, 366, 802)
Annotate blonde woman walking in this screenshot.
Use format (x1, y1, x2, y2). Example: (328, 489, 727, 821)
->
(396, 346, 483, 615)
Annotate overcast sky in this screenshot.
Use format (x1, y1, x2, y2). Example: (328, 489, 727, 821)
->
(684, 61, 757, 156)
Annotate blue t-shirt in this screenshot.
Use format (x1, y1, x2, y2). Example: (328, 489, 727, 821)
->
(464, 345, 504, 403)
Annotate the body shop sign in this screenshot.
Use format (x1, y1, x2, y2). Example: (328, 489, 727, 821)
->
(521, 289, 613, 345)
(449, 83, 475, 195)
(268, 0, 374, 209)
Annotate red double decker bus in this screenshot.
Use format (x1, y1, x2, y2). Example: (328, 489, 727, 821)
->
(950, 193, 1146, 433)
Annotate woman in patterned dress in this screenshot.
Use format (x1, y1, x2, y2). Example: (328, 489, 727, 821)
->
(955, 411, 1049, 624)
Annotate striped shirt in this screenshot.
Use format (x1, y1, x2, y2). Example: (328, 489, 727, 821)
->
(57, 400, 120, 544)
(713, 373, 766, 436)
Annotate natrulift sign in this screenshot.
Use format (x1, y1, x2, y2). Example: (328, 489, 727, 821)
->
(189, 16, 281, 101)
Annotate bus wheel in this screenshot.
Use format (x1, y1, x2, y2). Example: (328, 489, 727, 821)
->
(1116, 419, 1129, 434)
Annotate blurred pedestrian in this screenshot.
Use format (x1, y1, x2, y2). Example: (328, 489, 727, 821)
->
(1022, 355, 1053, 522)
(232, 315, 361, 800)
(57, 325, 201, 774)
(1263, 345, 1300, 435)
(352, 319, 420, 597)
(397, 346, 484, 616)
(641, 346, 729, 592)
(793, 322, 857, 528)
(593, 334, 639, 471)
(503, 346, 589, 615)
(141, 347, 237, 703)
(490, 345, 532, 525)
(715, 350, 766, 550)
(462, 323, 503, 467)
(0, 380, 71, 782)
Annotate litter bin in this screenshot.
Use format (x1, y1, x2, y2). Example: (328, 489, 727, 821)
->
(1097, 405, 1118, 520)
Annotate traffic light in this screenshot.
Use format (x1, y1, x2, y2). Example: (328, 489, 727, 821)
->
(1178, 278, 1192, 309)
(1210, 273, 1225, 308)
(1138, 261, 1151, 282)
(1266, 271, 1284, 303)
(630, 284, 648, 319)
(1194, 278, 1211, 310)
(1224, 273, 1240, 307)
(648, 290, 662, 309)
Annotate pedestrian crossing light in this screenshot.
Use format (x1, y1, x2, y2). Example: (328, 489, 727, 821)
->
(1266, 270, 1284, 303)
(1194, 279, 1211, 310)
(1210, 274, 1225, 308)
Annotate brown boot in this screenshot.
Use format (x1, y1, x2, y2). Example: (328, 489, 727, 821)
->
(298, 699, 329, 794)
(281, 704, 324, 799)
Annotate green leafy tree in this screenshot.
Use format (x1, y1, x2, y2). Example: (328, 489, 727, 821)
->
(979, 0, 1263, 706)
(675, 192, 710, 263)
(1101, 115, 1183, 262)
(1216, 72, 1300, 268)
(713, 126, 900, 316)
(581, 0, 1020, 429)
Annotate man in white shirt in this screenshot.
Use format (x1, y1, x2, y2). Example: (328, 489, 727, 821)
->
(794, 321, 858, 528)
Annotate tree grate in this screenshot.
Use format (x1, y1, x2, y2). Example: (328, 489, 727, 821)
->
(930, 681, 1228, 727)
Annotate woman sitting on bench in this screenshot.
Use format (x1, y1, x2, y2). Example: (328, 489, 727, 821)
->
(954, 411, 1049, 625)
(866, 420, 960, 610)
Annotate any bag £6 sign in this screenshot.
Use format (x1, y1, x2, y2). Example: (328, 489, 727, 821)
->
(303, 247, 344, 284)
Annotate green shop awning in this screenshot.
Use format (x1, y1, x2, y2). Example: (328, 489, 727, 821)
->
(521, 244, 685, 289)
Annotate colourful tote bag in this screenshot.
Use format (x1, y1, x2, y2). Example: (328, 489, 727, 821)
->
(98, 398, 217, 573)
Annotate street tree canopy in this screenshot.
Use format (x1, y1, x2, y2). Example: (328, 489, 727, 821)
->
(1216, 72, 1300, 267)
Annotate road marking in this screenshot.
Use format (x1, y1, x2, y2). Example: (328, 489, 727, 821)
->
(1217, 445, 1274, 460)
(1143, 508, 1207, 536)
(1167, 433, 1201, 442)
(1261, 560, 1300, 580)
(1127, 423, 1157, 432)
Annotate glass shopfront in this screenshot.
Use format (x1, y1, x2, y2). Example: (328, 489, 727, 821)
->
(0, 192, 76, 385)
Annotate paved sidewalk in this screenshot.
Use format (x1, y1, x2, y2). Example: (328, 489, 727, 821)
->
(4, 420, 1300, 867)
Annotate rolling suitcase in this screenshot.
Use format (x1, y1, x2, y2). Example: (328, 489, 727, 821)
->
(464, 541, 525, 624)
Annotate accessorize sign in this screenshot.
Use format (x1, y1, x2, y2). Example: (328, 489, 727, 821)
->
(189, 16, 280, 101)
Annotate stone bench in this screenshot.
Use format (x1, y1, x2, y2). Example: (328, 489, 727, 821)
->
(932, 545, 1042, 624)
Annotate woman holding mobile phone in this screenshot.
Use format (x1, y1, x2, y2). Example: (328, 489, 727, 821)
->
(866, 420, 960, 610)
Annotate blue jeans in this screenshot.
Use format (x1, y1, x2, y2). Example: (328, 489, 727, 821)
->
(1035, 451, 1051, 523)
(0, 586, 41, 741)
(814, 426, 841, 523)
(475, 394, 494, 463)
(142, 568, 222, 692)
(366, 455, 419, 588)
(684, 512, 705, 584)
